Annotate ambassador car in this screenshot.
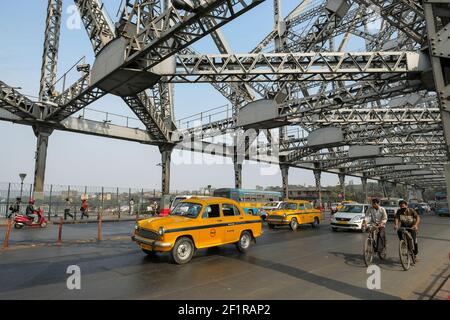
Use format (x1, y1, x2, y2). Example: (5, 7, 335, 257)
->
(331, 203, 370, 232)
(266, 200, 322, 231)
(132, 197, 263, 264)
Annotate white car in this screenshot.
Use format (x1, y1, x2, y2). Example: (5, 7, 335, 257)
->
(331, 203, 370, 232)
(258, 201, 283, 220)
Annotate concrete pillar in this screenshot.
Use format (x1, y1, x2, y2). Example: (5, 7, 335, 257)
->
(313, 169, 322, 207)
(338, 172, 346, 200)
(361, 176, 368, 203)
(379, 180, 388, 198)
(234, 159, 242, 189)
(280, 164, 289, 200)
(159, 145, 174, 195)
(32, 126, 53, 197)
(159, 144, 174, 215)
(445, 164, 450, 204)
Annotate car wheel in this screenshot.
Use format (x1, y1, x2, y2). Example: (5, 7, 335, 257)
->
(248, 210, 254, 216)
(331, 227, 338, 232)
(236, 231, 252, 253)
(289, 218, 298, 231)
(172, 237, 195, 265)
(311, 217, 320, 228)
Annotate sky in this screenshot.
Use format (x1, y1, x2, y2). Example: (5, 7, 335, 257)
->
(0, 0, 361, 190)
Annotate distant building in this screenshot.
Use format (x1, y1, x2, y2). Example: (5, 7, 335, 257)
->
(287, 187, 332, 201)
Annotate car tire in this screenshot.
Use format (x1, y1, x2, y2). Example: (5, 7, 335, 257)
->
(172, 237, 195, 265)
(289, 218, 298, 231)
(236, 231, 252, 253)
(331, 227, 338, 232)
(248, 210, 254, 216)
(311, 217, 320, 228)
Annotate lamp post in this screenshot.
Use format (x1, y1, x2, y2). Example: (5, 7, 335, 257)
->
(19, 173, 27, 198)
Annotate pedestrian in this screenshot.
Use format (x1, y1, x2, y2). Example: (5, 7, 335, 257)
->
(64, 198, 74, 220)
(129, 198, 135, 216)
(8, 197, 21, 219)
(80, 199, 89, 219)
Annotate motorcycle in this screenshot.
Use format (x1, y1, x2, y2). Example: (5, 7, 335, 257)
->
(13, 208, 47, 229)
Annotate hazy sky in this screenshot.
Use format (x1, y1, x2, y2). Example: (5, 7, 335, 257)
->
(0, 0, 362, 190)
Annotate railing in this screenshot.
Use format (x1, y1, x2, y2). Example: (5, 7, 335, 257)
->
(0, 182, 213, 220)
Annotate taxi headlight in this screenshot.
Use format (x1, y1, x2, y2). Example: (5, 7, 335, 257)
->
(352, 215, 364, 222)
(283, 213, 287, 218)
(158, 227, 165, 236)
(134, 223, 139, 230)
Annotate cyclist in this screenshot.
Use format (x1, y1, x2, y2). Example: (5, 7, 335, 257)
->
(394, 200, 420, 258)
(363, 198, 388, 254)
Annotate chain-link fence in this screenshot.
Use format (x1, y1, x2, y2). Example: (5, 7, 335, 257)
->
(0, 182, 164, 221)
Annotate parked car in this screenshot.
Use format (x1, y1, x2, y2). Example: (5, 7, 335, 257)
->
(266, 200, 322, 231)
(132, 197, 263, 264)
(257, 201, 283, 220)
(331, 203, 370, 232)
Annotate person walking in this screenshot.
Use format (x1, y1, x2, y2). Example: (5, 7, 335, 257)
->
(80, 199, 89, 219)
(64, 198, 74, 220)
(129, 198, 135, 216)
(8, 197, 21, 219)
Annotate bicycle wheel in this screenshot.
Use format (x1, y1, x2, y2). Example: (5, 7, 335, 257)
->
(364, 238, 374, 267)
(399, 239, 410, 271)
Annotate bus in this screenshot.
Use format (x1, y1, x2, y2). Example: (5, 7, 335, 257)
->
(213, 188, 282, 216)
(435, 191, 449, 216)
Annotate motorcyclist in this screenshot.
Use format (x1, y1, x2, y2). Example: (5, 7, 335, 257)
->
(25, 198, 38, 223)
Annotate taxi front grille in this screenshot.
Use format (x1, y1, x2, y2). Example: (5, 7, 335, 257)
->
(268, 215, 283, 220)
(136, 228, 160, 240)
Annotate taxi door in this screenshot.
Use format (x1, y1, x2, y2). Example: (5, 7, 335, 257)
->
(221, 203, 243, 243)
(198, 204, 225, 247)
(297, 203, 307, 224)
(303, 203, 315, 223)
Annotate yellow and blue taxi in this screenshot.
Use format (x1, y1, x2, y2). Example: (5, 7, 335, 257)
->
(132, 197, 263, 264)
(266, 200, 322, 231)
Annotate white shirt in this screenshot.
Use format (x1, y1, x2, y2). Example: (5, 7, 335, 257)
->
(365, 207, 388, 225)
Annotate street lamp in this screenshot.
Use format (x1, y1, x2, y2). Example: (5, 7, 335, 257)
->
(19, 173, 27, 198)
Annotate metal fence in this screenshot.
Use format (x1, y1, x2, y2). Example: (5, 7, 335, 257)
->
(0, 182, 212, 221)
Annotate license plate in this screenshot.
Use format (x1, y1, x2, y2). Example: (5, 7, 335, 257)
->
(337, 221, 348, 224)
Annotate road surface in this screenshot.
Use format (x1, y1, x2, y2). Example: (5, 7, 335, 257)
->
(0, 214, 449, 299)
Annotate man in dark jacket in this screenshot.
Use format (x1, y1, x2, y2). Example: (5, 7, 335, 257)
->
(394, 200, 421, 256)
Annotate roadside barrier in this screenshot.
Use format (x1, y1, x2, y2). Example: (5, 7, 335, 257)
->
(3, 219, 12, 248)
(57, 217, 63, 245)
(97, 214, 102, 241)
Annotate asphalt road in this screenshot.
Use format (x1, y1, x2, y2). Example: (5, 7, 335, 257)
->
(0, 214, 449, 300)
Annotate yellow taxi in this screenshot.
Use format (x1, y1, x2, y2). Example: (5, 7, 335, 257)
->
(266, 200, 322, 231)
(132, 197, 263, 264)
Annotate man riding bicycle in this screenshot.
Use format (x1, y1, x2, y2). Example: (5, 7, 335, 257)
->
(394, 200, 420, 258)
(363, 198, 388, 254)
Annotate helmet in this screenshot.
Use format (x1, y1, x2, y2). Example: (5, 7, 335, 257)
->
(29, 198, 35, 204)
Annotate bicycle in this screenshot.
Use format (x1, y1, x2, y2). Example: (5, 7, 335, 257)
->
(363, 224, 387, 267)
(397, 227, 416, 271)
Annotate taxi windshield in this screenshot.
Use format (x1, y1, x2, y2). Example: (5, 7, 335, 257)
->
(280, 202, 297, 210)
(170, 202, 202, 218)
(264, 202, 279, 207)
(339, 205, 363, 213)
